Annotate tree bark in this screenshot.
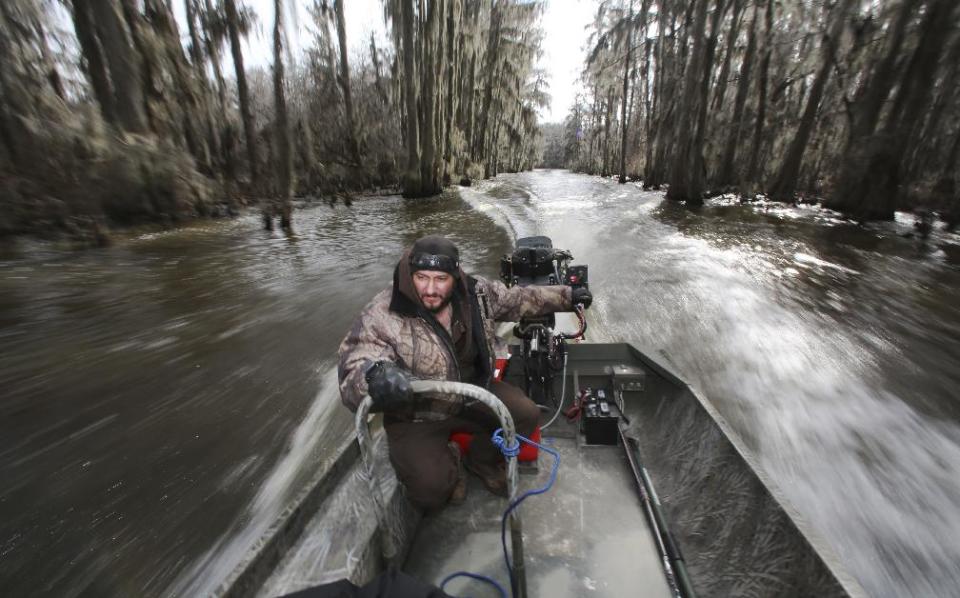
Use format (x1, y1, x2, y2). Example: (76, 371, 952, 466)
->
(640, 1, 652, 176)
(770, 0, 853, 202)
(224, 0, 258, 184)
(333, 0, 360, 164)
(646, 6, 677, 187)
(400, 0, 421, 196)
(32, 18, 65, 101)
(666, 0, 709, 204)
(619, 0, 636, 184)
(745, 0, 773, 185)
(476, 0, 501, 169)
(835, 0, 920, 151)
(71, 0, 116, 126)
(202, 0, 229, 115)
(711, 0, 744, 113)
(943, 124, 960, 181)
(442, 0, 459, 181)
(882, 0, 955, 141)
(149, 0, 211, 170)
(185, 0, 223, 171)
(908, 31, 960, 177)
(184, 0, 204, 66)
(271, 0, 293, 230)
(602, 87, 614, 177)
(716, 0, 758, 187)
(828, 0, 955, 219)
(644, 4, 667, 186)
(369, 33, 389, 104)
(87, 0, 149, 133)
(690, 0, 728, 192)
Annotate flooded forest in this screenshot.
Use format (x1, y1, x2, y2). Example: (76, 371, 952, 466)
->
(1, 0, 546, 241)
(2, 0, 957, 243)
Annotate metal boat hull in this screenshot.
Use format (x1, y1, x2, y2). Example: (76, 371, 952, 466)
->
(215, 343, 864, 598)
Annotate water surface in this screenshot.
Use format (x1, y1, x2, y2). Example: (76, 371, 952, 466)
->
(3, 170, 959, 597)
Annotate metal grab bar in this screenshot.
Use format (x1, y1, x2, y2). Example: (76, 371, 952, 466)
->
(354, 380, 526, 597)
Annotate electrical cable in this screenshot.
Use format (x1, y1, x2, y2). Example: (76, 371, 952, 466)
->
(439, 571, 506, 598)
(495, 430, 561, 596)
(543, 304, 585, 429)
(441, 431, 561, 598)
(540, 351, 568, 431)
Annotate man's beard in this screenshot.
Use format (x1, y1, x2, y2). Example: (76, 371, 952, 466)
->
(421, 291, 453, 313)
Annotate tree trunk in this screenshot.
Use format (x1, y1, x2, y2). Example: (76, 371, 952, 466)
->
(711, 0, 744, 113)
(98, 0, 150, 133)
(202, 0, 228, 116)
(31, 18, 65, 101)
(271, 0, 293, 231)
(86, 0, 149, 133)
(476, 0, 501, 167)
(666, 0, 709, 204)
(716, 0, 758, 186)
(400, 0, 421, 196)
(370, 33, 389, 103)
(71, 0, 116, 126)
(333, 0, 360, 164)
(828, 0, 954, 219)
(442, 0, 459, 182)
(690, 0, 728, 193)
(149, 0, 212, 171)
(840, 0, 920, 146)
(184, 0, 222, 170)
(908, 30, 960, 177)
(224, 0, 258, 185)
(184, 0, 204, 66)
(943, 125, 960, 181)
(644, 5, 666, 186)
(464, 50, 477, 171)
(770, 0, 853, 202)
(602, 87, 614, 177)
(745, 0, 773, 185)
(640, 2, 652, 177)
(618, 0, 636, 184)
(882, 0, 955, 141)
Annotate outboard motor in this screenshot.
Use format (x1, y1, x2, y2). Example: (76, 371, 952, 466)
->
(500, 236, 588, 407)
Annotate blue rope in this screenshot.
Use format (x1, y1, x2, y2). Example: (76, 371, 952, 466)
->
(442, 429, 561, 598)
(491, 428, 520, 458)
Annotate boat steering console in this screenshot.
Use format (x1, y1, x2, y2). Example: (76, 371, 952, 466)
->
(500, 236, 588, 411)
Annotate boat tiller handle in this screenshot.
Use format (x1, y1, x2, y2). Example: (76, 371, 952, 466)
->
(354, 381, 527, 597)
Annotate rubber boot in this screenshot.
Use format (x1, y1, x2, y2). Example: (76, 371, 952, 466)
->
(465, 454, 508, 498)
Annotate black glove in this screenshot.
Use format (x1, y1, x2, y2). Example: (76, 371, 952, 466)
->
(364, 361, 414, 411)
(571, 286, 592, 309)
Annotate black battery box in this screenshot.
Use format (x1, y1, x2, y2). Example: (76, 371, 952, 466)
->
(581, 387, 620, 445)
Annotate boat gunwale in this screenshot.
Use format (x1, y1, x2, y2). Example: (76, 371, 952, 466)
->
(215, 436, 361, 598)
(615, 342, 868, 598)
(215, 341, 868, 598)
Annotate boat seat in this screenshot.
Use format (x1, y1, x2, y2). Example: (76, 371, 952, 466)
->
(445, 353, 539, 461)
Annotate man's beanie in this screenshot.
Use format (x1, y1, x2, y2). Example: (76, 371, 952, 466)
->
(410, 235, 460, 274)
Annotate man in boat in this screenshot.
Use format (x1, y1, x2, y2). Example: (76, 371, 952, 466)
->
(338, 235, 591, 510)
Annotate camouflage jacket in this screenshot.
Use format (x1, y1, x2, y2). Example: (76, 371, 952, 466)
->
(337, 251, 571, 418)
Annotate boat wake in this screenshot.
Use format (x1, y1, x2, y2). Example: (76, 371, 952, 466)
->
(459, 170, 960, 597)
(166, 364, 349, 597)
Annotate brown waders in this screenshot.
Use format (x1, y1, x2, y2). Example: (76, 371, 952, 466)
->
(383, 380, 539, 511)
